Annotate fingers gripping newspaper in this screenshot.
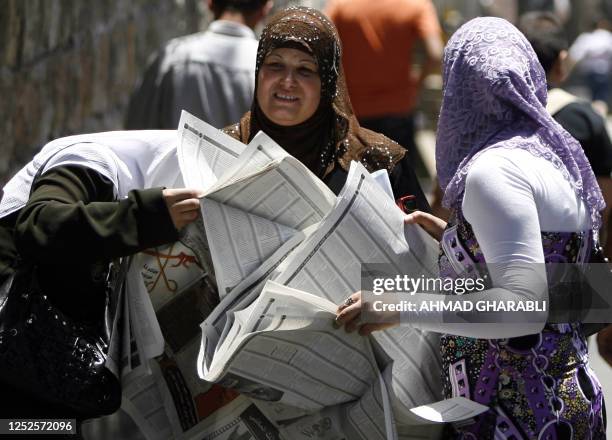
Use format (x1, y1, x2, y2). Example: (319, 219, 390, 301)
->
(118, 111, 485, 440)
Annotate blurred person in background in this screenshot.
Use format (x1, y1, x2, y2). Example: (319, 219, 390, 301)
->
(126, 0, 272, 130)
(520, 12, 612, 258)
(569, 16, 612, 116)
(324, 0, 443, 156)
(517, 0, 570, 23)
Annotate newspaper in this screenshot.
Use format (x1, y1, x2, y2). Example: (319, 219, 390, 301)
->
(203, 281, 396, 440)
(105, 258, 143, 380)
(182, 395, 282, 440)
(196, 160, 475, 440)
(204, 283, 379, 403)
(268, 162, 444, 427)
(178, 110, 335, 299)
(200, 134, 335, 299)
(101, 112, 486, 440)
(177, 111, 246, 190)
(124, 245, 224, 437)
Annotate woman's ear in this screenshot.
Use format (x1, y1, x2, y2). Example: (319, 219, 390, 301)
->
(253, 1, 274, 24)
(264, 1, 274, 16)
(550, 49, 569, 84)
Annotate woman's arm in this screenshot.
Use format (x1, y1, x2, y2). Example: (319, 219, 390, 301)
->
(15, 165, 199, 262)
(404, 210, 446, 241)
(336, 153, 549, 338)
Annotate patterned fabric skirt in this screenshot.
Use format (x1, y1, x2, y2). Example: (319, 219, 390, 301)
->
(441, 324, 606, 439)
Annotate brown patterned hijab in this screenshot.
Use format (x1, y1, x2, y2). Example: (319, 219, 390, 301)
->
(224, 6, 406, 178)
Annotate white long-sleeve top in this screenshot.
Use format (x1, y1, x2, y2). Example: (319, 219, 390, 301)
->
(400, 147, 591, 338)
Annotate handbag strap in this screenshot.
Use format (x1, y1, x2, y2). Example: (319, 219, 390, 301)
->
(102, 256, 130, 344)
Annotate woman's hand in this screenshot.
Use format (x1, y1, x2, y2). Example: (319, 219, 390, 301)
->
(163, 188, 204, 230)
(404, 210, 447, 242)
(334, 292, 400, 336)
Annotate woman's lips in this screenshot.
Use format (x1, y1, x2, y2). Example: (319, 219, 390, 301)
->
(273, 92, 299, 102)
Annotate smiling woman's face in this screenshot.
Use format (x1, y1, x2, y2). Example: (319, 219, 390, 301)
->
(256, 47, 322, 126)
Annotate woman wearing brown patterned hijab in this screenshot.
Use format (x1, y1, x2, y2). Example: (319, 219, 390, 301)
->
(224, 6, 429, 209)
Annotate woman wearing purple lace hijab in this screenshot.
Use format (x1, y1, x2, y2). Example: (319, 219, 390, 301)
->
(336, 17, 606, 438)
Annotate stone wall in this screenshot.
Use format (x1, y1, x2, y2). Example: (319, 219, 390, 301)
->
(0, 0, 205, 184)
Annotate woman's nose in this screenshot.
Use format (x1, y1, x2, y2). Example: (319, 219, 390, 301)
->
(280, 70, 297, 88)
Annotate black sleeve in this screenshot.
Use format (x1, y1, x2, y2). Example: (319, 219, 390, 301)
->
(15, 165, 179, 263)
(554, 102, 612, 176)
(389, 155, 432, 213)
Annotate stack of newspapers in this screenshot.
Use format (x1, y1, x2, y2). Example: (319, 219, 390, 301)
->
(110, 111, 486, 440)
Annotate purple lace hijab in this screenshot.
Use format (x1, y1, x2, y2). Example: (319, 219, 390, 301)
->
(436, 17, 604, 229)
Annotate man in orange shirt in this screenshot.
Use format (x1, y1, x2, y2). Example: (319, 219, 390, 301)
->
(325, 0, 443, 153)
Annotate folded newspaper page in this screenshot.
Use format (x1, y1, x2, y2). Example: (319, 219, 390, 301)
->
(177, 110, 336, 299)
(203, 281, 397, 440)
(181, 394, 282, 440)
(203, 282, 378, 402)
(199, 132, 336, 299)
(178, 110, 246, 190)
(112, 115, 238, 438)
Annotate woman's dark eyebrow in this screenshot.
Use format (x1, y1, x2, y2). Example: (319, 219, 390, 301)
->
(298, 58, 318, 66)
(265, 53, 283, 60)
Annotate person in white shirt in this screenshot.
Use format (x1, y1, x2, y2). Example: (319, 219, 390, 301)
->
(126, 0, 272, 129)
(569, 17, 612, 115)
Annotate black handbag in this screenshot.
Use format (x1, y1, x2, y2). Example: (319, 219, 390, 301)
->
(0, 153, 122, 418)
(0, 262, 122, 417)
